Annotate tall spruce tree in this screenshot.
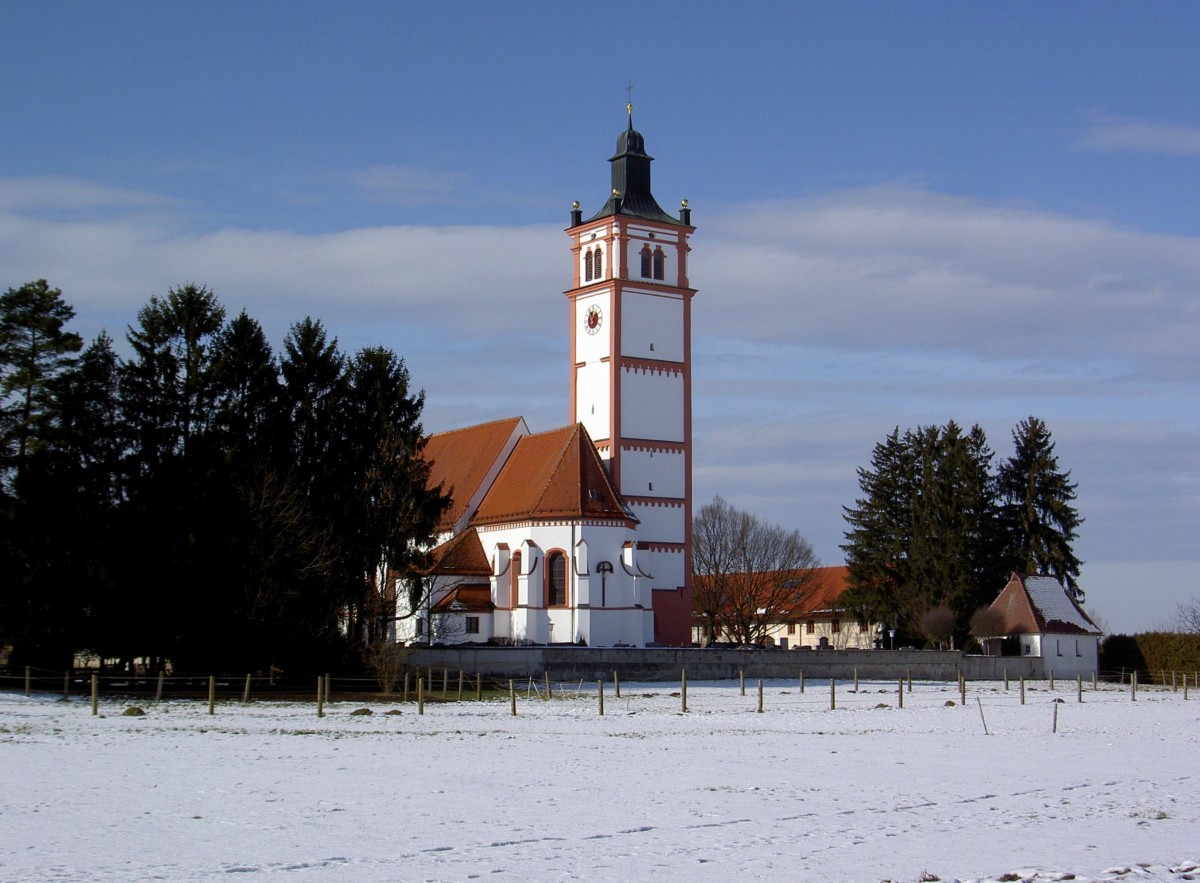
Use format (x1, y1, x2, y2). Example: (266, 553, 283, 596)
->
(842, 422, 1004, 643)
(997, 416, 1084, 600)
(0, 280, 83, 481)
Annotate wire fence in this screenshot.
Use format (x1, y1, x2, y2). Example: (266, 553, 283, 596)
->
(1, 664, 1196, 719)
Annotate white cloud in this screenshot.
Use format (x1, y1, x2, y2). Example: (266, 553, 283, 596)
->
(1075, 111, 1200, 156)
(697, 187, 1200, 383)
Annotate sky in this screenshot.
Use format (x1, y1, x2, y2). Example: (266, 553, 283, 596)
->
(2, 2, 1197, 633)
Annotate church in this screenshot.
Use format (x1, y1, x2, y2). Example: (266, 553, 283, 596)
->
(396, 109, 696, 647)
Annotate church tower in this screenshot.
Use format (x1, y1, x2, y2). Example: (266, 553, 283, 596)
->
(565, 107, 695, 645)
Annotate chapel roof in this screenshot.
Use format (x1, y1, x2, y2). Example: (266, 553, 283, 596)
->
(472, 423, 632, 526)
(986, 573, 1101, 636)
(423, 417, 526, 532)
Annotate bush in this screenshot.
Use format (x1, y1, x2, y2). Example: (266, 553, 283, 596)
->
(1101, 632, 1200, 677)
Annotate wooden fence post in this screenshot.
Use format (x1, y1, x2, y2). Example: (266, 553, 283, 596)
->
(757, 679, 764, 713)
(324, 673, 332, 705)
(1132, 670, 1137, 701)
(1004, 668, 1009, 691)
(1020, 676, 1026, 705)
(830, 677, 836, 711)
(854, 667, 859, 692)
(91, 674, 98, 716)
(907, 669, 912, 693)
(25, 665, 31, 696)
(418, 677, 425, 715)
(476, 672, 482, 701)
(543, 671, 551, 701)
(402, 672, 410, 703)
(1077, 673, 1082, 703)
(598, 680, 605, 716)
(63, 670, 70, 700)
(317, 676, 324, 717)
(799, 669, 805, 694)
(614, 670, 621, 698)
(898, 678, 904, 709)
(739, 669, 745, 696)
(681, 669, 688, 713)
(242, 673, 252, 704)
(509, 679, 516, 716)
(156, 670, 164, 701)
(457, 670, 464, 701)
(208, 675, 216, 715)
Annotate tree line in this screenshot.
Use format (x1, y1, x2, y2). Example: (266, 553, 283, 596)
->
(0, 280, 448, 674)
(841, 418, 1083, 646)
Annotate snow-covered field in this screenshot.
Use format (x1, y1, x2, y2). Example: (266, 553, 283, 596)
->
(2, 678, 1197, 883)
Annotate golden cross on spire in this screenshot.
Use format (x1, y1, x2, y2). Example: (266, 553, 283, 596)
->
(626, 81, 634, 122)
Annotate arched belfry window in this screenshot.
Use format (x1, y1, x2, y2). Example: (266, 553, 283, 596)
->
(594, 248, 603, 280)
(653, 247, 665, 280)
(584, 249, 594, 282)
(546, 552, 567, 607)
(640, 244, 652, 278)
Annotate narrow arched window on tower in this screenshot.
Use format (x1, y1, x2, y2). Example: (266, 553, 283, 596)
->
(594, 248, 603, 279)
(653, 247, 665, 280)
(584, 249, 594, 282)
(640, 244, 652, 278)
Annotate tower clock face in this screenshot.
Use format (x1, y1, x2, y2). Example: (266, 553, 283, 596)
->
(584, 304, 603, 335)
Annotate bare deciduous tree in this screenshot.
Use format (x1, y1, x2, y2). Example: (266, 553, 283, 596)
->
(1176, 597, 1200, 634)
(691, 496, 821, 646)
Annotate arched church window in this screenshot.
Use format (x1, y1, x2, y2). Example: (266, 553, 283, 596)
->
(653, 247, 665, 280)
(640, 244, 652, 278)
(584, 249, 594, 282)
(546, 551, 567, 607)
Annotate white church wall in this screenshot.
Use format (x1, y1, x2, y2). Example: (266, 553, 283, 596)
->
(619, 368, 684, 441)
(576, 362, 611, 443)
(643, 547, 687, 593)
(620, 291, 684, 361)
(627, 500, 685, 543)
(621, 448, 685, 498)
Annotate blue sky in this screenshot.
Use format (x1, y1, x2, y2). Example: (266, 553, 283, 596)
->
(3, 2, 1198, 632)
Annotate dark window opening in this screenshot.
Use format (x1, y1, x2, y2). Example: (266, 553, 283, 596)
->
(547, 552, 567, 607)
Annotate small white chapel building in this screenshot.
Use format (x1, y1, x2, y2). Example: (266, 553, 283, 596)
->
(976, 573, 1103, 677)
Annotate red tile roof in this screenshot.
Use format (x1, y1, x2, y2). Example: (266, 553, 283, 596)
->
(693, 566, 851, 620)
(429, 528, 491, 576)
(424, 417, 525, 532)
(473, 423, 631, 526)
(431, 584, 494, 612)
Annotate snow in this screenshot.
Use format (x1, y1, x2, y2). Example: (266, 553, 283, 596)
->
(1025, 576, 1100, 633)
(2, 678, 1198, 882)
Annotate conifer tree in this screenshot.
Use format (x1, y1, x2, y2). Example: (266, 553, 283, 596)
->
(0, 280, 83, 480)
(997, 416, 1084, 599)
